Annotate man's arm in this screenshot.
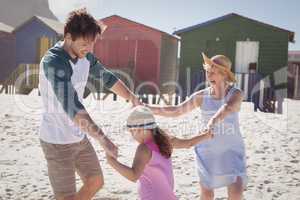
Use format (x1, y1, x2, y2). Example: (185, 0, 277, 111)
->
(110, 80, 141, 106)
(73, 110, 118, 157)
(87, 53, 140, 105)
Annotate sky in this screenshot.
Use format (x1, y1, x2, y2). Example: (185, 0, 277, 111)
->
(48, 0, 300, 50)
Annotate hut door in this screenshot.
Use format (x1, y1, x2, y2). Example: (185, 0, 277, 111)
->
(235, 41, 259, 73)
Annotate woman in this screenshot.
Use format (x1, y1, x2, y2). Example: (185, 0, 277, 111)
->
(147, 53, 247, 200)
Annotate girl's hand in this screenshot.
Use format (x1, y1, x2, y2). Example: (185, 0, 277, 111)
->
(99, 136, 118, 159)
(106, 153, 116, 165)
(202, 129, 214, 139)
(205, 118, 215, 133)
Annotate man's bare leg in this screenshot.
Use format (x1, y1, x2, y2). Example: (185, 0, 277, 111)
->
(57, 174, 103, 200)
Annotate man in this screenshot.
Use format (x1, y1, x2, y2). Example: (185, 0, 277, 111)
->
(39, 8, 140, 200)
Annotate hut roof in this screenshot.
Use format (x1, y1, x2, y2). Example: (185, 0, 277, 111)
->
(101, 15, 179, 40)
(0, 22, 14, 33)
(174, 13, 294, 42)
(13, 16, 64, 35)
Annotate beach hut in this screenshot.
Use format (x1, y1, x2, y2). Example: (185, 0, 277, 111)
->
(174, 13, 294, 112)
(0, 16, 63, 95)
(13, 16, 63, 67)
(0, 23, 16, 84)
(288, 51, 300, 99)
(94, 15, 179, 95)
(0, 0, 62, 94)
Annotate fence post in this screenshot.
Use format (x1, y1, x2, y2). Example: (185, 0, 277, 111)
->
(244, 73, 249, 101)
(294, 64, 299, 99)
(113, 93, 117, 101)
(259, 79, 264, 110)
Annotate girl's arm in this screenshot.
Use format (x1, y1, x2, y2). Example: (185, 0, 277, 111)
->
(170, 130, 213, 149)
(106, 144, 151, 182)
(146, 90, 204, 117)
(206, 90, 243, 130)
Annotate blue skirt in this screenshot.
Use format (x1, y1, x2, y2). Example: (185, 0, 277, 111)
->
(194, 135, 247, 189)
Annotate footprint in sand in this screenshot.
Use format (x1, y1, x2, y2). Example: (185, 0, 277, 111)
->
(0, 160, 17, 165)
(274, 157, 281, 161)
(258, 184, 264, 190)
(111, 190, 131, 195)
(255, 150, 264, 154)
(4, 126, 11, 129)
(264, 180, 272, 184)
(290, 160, 299, 164)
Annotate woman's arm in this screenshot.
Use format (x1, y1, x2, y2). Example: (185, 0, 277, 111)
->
(106, 144, 151, 182)
(170, 130, 213, 149)
(206, 90, 243, 130)
(147, 90, 204, 117)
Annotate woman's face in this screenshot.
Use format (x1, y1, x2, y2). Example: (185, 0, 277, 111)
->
(205, 65, 226, 86)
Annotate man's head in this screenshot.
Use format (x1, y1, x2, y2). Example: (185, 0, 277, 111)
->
(64, 8, 102, 58)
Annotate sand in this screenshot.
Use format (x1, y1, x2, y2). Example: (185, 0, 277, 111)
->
(0, 94, 299, 199)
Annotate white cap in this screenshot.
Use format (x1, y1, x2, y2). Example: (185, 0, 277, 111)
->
(126, 106, 157, 129)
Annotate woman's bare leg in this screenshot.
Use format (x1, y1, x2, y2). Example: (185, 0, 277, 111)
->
(227, 176, 244, 200)
(200, 183, 214, 200)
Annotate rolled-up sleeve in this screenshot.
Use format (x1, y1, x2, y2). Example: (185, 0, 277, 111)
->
(87, 53, 119, 89)
(42, 58, 85, 120)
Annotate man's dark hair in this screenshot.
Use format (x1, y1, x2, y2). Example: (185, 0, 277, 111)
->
(64, 8, 102, 40)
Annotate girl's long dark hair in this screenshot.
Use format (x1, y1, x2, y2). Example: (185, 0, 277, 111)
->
(152, 127, 172, 158)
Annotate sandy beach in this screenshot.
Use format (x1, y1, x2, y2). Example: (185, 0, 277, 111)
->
(0, 93, 299, 199)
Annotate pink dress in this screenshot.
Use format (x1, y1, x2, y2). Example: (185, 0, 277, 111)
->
(138, 140, 178, 200)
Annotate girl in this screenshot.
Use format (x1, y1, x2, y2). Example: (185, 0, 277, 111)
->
(147, 53, 247, 200)
(106, 106, 213, 200)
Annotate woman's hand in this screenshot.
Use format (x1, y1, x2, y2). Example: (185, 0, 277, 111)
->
(205, 118, 215, 133)
(202, 129, 214, 139)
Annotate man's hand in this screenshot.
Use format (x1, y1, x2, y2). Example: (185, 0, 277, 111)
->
(105, 153, 116, 165)
(131, 95, 143, 107)
(98, 134, 118, 159)
(109, 80, 143, 107)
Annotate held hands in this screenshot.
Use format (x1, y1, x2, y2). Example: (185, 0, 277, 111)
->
(131, 95, 144, 107)
(105, 152, 116, 165)
(202, 129, 214, 140)
(205, 118, 215, 133)
(98, 133, 118, 159)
